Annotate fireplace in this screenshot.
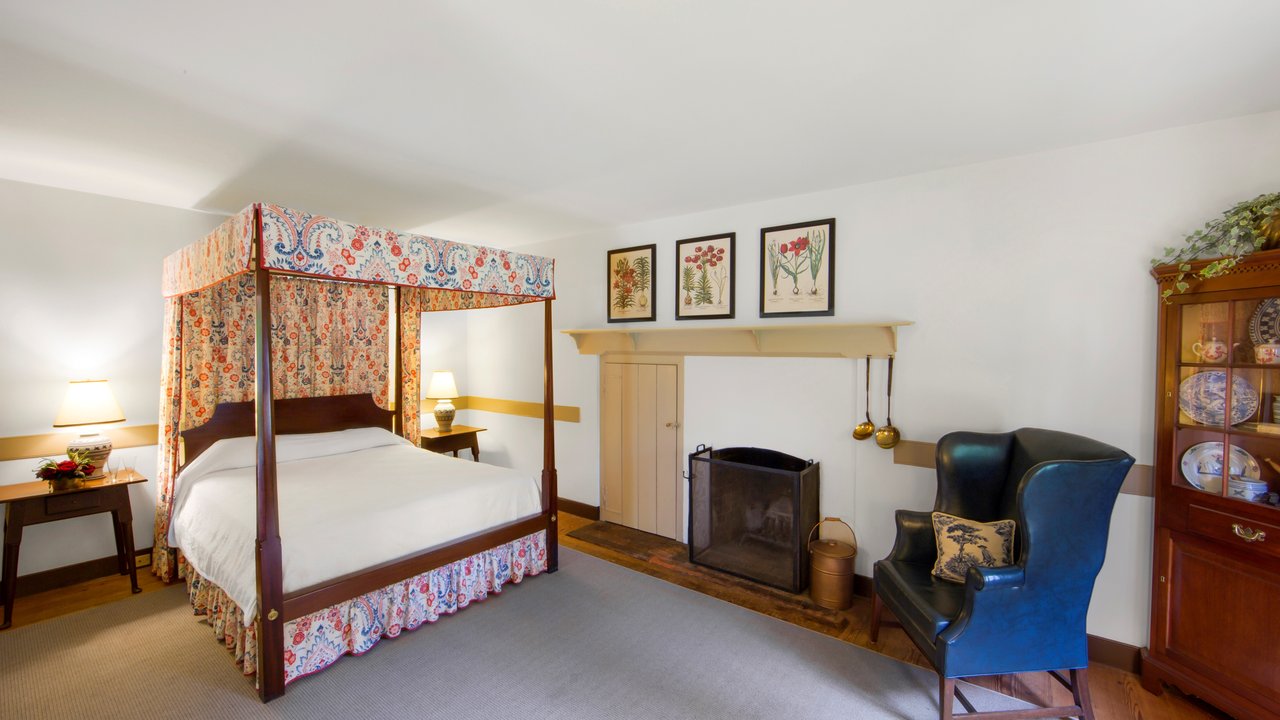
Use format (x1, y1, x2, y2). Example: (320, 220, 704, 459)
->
(687, 446, 820, 592)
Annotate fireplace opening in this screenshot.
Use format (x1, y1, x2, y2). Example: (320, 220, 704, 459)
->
(687, 446, 820, 592)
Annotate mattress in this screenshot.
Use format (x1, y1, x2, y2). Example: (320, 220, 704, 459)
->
(169, 427, 542, 622)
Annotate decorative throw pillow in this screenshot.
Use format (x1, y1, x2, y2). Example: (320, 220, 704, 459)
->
(931, 511, 1015, 584)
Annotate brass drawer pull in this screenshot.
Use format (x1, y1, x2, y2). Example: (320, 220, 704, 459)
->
(1232, 523, 1267, 543)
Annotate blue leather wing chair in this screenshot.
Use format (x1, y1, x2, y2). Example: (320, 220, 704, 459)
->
(870, 428, 1134, 720)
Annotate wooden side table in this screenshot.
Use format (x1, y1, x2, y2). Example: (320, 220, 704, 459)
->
(1, 470, 148, 630)
(420, 425, 486, 462)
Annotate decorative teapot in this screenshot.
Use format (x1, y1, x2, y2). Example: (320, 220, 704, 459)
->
(1191, 337, 1228, 363)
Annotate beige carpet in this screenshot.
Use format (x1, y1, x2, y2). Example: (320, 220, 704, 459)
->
(0, 549, 1030, 719)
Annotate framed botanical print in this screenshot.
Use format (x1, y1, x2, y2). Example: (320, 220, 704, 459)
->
(760, 218, 835, 317)
(607, 244, 656, 322)
(675, 233, 735, 320)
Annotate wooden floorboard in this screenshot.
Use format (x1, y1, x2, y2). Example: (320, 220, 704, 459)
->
(8, 514, 1232, 719)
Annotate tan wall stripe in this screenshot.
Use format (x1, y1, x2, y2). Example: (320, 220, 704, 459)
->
(0, 424, 160, 463)
(892, 439, 1153, 498)
(0, 396, 579, 462)
(455, 396, 580, 423)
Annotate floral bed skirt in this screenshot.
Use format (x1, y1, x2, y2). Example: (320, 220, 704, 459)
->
(186, 529, 547, 685)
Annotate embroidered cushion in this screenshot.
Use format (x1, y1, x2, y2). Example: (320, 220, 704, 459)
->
(931, 511, 1015, 584)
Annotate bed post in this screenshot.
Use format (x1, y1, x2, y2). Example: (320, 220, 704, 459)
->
(253, 264, 286, 698)
(392, 286, 404, 436)
(542, 298, 558, 573)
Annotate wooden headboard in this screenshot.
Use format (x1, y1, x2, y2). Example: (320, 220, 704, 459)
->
(179, 393, 395, 468)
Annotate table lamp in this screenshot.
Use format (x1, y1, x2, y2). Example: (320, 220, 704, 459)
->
(425, 371, 459, 433)
(53, 379, 125, 479)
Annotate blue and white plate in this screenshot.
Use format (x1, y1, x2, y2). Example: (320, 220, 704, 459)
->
(1180, 442, 1261, 491)
(1178, 371, 1258, 426)
(1249, 298, 1280, 345)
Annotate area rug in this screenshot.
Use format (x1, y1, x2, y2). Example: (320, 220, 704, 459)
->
(0, 549, 1030, 719)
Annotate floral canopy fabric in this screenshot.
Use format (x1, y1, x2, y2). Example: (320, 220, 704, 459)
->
(152, 203, 554, 580)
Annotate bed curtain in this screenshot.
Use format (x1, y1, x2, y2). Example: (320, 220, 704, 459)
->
(152, 274, 393, 580)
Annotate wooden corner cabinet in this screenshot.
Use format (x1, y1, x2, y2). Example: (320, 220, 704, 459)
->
(1145, 250, 1280, 720)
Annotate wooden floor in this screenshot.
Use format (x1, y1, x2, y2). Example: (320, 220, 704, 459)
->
(8, 515, 1227, 719)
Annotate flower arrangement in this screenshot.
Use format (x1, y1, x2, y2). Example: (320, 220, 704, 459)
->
(1153, 191, 1280, 300)
(34, 450, 96, 483)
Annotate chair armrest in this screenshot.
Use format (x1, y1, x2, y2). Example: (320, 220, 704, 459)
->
(887, 509, 937, 564)
(937, 564, 1028, 648)
(967, 564, 1025, 591)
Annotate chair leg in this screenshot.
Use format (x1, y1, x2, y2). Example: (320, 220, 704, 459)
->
(1070, 668, 1095, 720)
(870, 591, 883, 644)
(939, 676, 955, 720)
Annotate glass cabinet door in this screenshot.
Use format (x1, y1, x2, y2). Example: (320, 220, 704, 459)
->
(1172, 298, 1280, 509)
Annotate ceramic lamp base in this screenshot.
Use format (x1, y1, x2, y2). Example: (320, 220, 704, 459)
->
(433, 399, 457, 433)
(67, 433, 111, 480)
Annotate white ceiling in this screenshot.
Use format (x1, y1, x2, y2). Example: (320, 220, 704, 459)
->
(2, 1, 1279, 246)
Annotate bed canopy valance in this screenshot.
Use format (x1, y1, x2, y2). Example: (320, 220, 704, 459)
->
(161, 203, 555, 301)
(153, 203, 558, 701)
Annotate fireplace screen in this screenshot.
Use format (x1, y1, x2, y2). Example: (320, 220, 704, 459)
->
(688, 446, 820, 592)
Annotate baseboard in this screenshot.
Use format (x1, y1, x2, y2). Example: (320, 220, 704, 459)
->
(1087, 634, 1141, 674)
(558, 497, 600, 521)
(853, 572, 1142, 673)
(17, 547, 153, 597)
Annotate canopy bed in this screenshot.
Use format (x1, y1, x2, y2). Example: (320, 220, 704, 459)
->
(153, 203, 558, 701)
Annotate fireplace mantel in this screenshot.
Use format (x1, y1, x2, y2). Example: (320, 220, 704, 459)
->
(562, 321, 910, 358)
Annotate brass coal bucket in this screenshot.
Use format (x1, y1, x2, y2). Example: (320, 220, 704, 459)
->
(807, 517, 858, 610)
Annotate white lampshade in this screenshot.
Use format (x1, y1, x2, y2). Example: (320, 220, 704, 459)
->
(53, 379, 125, 428)
(425, 371, 459, 400)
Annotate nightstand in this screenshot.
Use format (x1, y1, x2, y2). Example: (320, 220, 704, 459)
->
(419, 425, 486, 462)
(1, 470, 148, 630)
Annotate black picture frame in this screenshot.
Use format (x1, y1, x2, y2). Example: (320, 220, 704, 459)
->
(607, 244, 657, 323)
(675, 233, 735, 320)
(759, 218, 835, 318)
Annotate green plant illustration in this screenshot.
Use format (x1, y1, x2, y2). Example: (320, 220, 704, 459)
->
(695, 267, 713, 305)
(681, 265, 696, 303)
(805, 229, 827, 295)
(766, 229, 826, 297)
(611, 257, 635, 310)
(767, 241, 782, 295)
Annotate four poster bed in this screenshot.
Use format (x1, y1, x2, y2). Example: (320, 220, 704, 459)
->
(153, 203, 558, 701)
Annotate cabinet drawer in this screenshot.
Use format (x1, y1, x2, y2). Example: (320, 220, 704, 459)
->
(45, 491, 102, 516)
(1188, 504, 1280, 559)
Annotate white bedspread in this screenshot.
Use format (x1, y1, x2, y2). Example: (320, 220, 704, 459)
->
(170, 427, 542, 622)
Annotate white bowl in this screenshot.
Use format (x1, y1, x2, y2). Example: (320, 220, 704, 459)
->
(1191, 474, 1223, 494)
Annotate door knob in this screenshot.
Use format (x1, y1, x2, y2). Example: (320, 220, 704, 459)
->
(665, 422, 680, 429)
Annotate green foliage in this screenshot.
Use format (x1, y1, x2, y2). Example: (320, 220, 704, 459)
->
(807, 230, 826, 282)
(633, 256, 651, 289)
(682, 264, 695, 293)
(695, 268, 713, 305)
(1154, 192, 1280, 301)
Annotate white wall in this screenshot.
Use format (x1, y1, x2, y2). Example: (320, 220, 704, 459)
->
(0, 180, 224, 575)
(472, 110, 1280, 647)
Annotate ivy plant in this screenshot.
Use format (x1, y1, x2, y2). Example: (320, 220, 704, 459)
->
(1154, 191, 1280, 300)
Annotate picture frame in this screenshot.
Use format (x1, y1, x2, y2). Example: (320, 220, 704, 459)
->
(759, 218, 835, 317)
(607, 244, 657, 322)
(675, 233, 735, 320)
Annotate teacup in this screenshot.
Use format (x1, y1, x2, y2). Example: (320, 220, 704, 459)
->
(1257, 343, 1280, 365)
(1192, 338, 1228, 363)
